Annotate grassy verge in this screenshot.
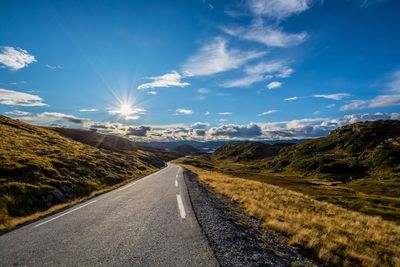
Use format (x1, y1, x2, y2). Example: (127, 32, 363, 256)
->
(0, 167, 158, 233)
(177, 162, 400, 266)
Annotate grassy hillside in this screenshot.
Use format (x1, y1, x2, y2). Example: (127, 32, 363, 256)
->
(177, 163, 400, 266)
(267, 120, 400, 181)
(180, 120, 400, 222)
(0, 115, 167, 230)
(213, 141, 293, 161)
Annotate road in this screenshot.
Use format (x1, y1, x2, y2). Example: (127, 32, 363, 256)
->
(0, 163, 218, 266)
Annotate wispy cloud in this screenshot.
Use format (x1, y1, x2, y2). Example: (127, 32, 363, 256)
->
(218, 112, 232, 115)
(284, 96, 301, 101)
(137, 71, 190, 90)
(204, 111, 211, 115)
(4, 110, 31, 116)
(341, 95, 400, 111)
(108, 107, 146, 120)
(18, 112, 90, 125)
(258, 109, 278, 116)
(175, 108, 194, 115)
(0, 46, 36, 70)
(247, 0, 313, 19)
(0, 89, 46, 106)
(387, 69, 400, 93)
(313, 93, 350, 100)
(221, 20, 308, 48)
(267, 81, 282, 90)
(221, 60, 293, 88)
(45, 64, 63, 70)
(79, 108, 98, 112)
(183, 37, 265, 76)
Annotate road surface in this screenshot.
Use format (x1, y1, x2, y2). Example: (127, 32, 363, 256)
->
(0, 163, 218, 266)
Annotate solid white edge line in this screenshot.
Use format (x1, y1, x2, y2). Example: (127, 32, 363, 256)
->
(176, 194, 186, 219)
(175, 180, 178, 187)
(117, 181, 137, 191)
(33, 200, 97, 228)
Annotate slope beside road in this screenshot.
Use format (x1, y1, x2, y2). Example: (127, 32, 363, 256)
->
(0, 163, 217, 267)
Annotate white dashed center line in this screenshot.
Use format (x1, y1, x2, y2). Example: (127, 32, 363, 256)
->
(175, 180, 178, 187)
(176, 194, 186, 219)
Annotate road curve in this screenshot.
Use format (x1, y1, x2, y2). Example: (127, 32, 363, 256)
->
(0, 163, 218, 267)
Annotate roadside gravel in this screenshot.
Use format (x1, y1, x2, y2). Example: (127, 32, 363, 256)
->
(183, 168, 318, 267)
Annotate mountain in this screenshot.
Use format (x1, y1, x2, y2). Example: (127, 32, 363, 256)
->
(0, 115, 169, 228)
(171, 144, 202, 156)
(266, 120, 400, 180)
(213, 141, 294, 161)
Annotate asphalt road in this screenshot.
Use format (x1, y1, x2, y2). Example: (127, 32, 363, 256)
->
(0, 163, 218, 267)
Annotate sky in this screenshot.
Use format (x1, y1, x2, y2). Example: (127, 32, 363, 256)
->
(0, 0, 399, 141)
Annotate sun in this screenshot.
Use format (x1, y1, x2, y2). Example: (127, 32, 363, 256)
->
(119, 104, 133, 116)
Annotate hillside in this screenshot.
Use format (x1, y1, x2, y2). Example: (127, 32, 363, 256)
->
(213, 141, 293, 161)
(267, 120, 400, 181)
(179, 120, 400, 222)
(0, 115, 167, 229)
(172, 144, 202, 156)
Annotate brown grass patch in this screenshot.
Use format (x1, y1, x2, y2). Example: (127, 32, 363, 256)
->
(179, 163, 400, 266)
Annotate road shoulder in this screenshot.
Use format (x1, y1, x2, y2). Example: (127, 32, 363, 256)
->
(182, 168, 318, 267)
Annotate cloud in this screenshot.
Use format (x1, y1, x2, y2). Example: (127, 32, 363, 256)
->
(137, 71, 190, 90)
(45, 64, 63, 70)
(326, 104, 335, 109)
(221, 20, 308, 48)
(183, 37, 265, 76)
(191, 122, 210, 129)
(341, 95, 400, 111)
(204, 111, 211, 115)
(79, 108, 98, 112)
(209, 123, 262, 138)
(4, 110, 31, 116)
(247, 0, 313, 19)
(387, 70, 400, 93)
(126, 126, 151, 137)
(175, 108, 194, 115)
(218, 112, 232, 115)
(258, 109, 278, 116)
(267, 81, 282, 90)
(221, 60, 293, 88)
(197, 88, 210, 94)
(313, 93, 350, 100)
(0, 89, 46, 106)
(18, 112, 90, 125)
(284, 96, 300, 101)
(147, 90, 157, 95)
(0, 46, 36, 70)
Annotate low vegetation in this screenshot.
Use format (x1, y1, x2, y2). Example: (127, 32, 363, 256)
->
(178, 163, 400, 266)
(0, 115, 169, 231)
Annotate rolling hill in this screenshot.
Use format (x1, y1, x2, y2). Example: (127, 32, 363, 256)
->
(0, 115, 169, 229)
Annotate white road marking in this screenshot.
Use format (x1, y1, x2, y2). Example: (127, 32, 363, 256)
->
(176, 174, 178, 179)
(117, 182, 137, 191)
(176, 194, 186, 219)
(175, 180, 178, 187)
(33, 200, 97, 228)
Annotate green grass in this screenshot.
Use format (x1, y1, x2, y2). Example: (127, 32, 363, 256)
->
(0, 115, 167, 230)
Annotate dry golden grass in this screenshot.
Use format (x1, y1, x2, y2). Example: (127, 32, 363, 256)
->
(179, 163, 400, 267)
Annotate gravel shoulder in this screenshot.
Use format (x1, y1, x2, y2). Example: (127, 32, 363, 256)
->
(183, 168, 319, 267)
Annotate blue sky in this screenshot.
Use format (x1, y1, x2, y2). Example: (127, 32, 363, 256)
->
(0, 0, 399, 140)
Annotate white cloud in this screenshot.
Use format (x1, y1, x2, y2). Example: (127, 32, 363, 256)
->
(313, 93, 350, 100)
(258, 109, 278, 116)
(284, 96, 300, 101)
(388, 70, 400, 93)
(341, 95, 400, 111)
(267, 81, 282, 90)
(0, 46, 36, 70)
(197, 88, 210, 94)
(247, 0, 312, 19)
(204, 111, 211, 115)
(221, 60, 293, 88)
(147, 91, 157, 95)
(221, 20, 308, 48)
(18, 112, 90, 125)
(218, 112, 232, 115)
(45, 64, 63, 70)
(0, 89, 46, 106)
(326, 103, 336, 108)
(137, 71, 190, 90)
(4, 110, 31, 116)
(175, 108, 194, 115)
(79, 108, 98, 112)
(183, 37, 265, 76)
